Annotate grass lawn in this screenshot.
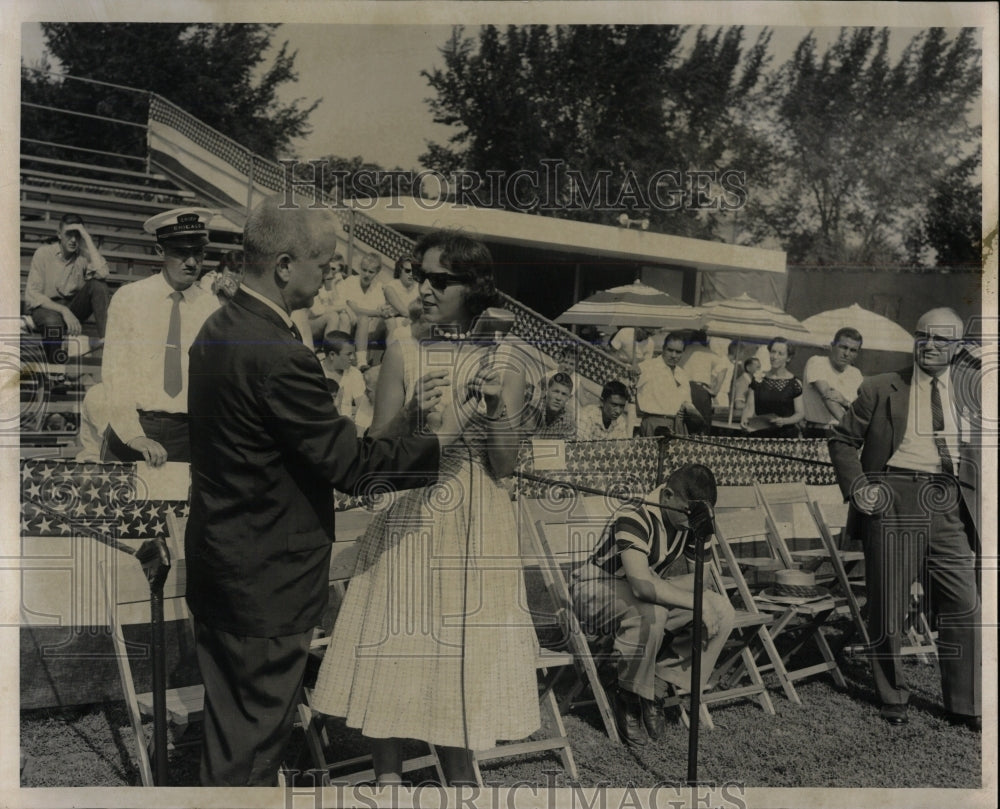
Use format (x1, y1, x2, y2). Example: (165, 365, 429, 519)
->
(20, 650, 981, 790)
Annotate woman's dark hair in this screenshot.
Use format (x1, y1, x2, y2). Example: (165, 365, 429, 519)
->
(394, 255, 414, 280)
(412, 230, 498, 318)
(767, 336, 795, 357)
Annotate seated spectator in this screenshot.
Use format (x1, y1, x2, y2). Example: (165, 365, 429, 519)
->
(570, 463, 735, 747)
(383, 255, 420, 334)
(730, 357, 761, 413)
(802, 327, 864, 438)
(320, 331, 366, 421)
(527, 372, 577, 439)
(636, 333, 702, 437)
(610, 326, 655, 368)
(24, 213, 111, 372)
(577, 380, 632, 440)
(337, 251, 393, 367)
(306, 259, 350, 344)
(213, 250, 244, 302)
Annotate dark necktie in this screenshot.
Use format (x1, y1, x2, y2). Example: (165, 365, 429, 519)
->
(930, 377, 954, 474)
(164, 291, 183, 397)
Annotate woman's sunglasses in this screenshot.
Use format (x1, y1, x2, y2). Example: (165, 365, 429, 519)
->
(411, 264, 471, 291)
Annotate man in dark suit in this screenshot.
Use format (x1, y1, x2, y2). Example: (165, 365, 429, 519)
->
(185, 196, 458, 786)
(829, 307, 980, 731)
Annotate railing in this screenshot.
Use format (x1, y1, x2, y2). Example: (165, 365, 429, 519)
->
(146, 94, 634, 388)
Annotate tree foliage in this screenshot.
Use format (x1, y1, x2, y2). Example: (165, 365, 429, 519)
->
(421, 25, 772, 239)
(747, 27, 982, 267)
(22, 23, 319, 161)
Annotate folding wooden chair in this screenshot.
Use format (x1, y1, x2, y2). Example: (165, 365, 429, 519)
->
(715, 509, 847, 705)
(754, 482, 867, 644)
(527, 495, 775, 732)
(811, 500, 938, 664)
(99, 551, 202, 786)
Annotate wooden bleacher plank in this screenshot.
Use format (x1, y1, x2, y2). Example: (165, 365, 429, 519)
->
(21, 167, 196, 201)
(21, 183, 179, 214)
(20, 214, 241, 252)
(21, 153, 174, 183)
(21, 199, 151, 228)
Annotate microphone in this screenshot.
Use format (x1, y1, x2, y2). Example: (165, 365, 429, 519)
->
(467, 307, 516, 344)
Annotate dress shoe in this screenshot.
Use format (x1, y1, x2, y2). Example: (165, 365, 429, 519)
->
(879, 704, 909, 726)
(613, 688, 648, 747)
(946, 713, 981, 732)
(641, 697, 666, 741)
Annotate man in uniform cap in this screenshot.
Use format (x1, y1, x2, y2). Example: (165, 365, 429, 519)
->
(101, 207, 220, 464)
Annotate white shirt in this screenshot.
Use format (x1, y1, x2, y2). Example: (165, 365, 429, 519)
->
(610, 328, 654, 364)
(330, 365, 366, 421)
(339, 275, 385, 312)
(102, 272, 220, 443)
(802, 355, 864, 425)
(636, 358, 692, 417)
(888, 366, 960, 474)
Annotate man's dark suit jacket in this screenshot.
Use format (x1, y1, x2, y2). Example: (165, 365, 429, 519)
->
(828, 367, 980, 544)
(185, 289, 440, 637)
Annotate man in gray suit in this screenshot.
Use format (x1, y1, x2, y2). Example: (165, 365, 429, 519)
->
(829, 307, 980, 730)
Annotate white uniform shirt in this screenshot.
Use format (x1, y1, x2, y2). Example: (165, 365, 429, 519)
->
(102, 272, 220, 443)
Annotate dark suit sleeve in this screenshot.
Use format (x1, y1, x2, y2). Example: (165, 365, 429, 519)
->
(260, 346, 439, 495)
(828, 377, 876, 501)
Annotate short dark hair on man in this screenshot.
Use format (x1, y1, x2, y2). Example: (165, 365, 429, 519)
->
(743, 357, 759, 372)
(666, 463, 718, 506)
(413, 229, 498, 318)
(549, 372, 574, 392)
(663, 331, 687, 350)
(833, 326, 863, 347)
(59, 213, 84, 229)
(601, 379, 630, 402)
(322, 331, 354, 357)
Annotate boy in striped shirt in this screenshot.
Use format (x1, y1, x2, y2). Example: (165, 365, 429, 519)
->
(570, 463, 735, 746)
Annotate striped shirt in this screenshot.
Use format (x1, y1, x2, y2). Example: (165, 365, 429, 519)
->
(589, 485, 694, 579)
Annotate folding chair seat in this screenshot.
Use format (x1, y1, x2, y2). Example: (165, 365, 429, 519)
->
(711, 509, 846, 705)
(754, 482, 867, 644)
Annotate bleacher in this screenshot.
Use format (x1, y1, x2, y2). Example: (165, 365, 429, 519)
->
(18, 85, 631, 458)
(18, 148, 243, 456)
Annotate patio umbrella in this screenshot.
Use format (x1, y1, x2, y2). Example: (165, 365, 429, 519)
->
(802, 303, 913, 353)
(555, 280, 702, 330)
(699, 294, 811, 425)
(699, 293, 812, 343)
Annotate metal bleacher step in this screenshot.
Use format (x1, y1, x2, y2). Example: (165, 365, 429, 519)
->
(20, 167, 196, 204)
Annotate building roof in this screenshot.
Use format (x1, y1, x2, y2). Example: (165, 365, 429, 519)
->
(356, 199, 786, 275)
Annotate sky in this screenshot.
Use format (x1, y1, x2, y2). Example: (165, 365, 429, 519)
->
(18, 20, 941, 172)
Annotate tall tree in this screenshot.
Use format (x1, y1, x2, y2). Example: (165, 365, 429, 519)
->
(746, 27, 981, 267)
(421, 25, 772, 239)
(22, 23, 319, 161)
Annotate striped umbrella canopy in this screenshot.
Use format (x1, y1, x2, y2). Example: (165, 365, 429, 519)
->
(801, 303, 913, 353)
(555, 281, 702, 330)
(699, 293, 812, 343)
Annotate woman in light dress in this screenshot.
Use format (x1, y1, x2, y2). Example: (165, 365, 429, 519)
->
(311, 230, 540, 786)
